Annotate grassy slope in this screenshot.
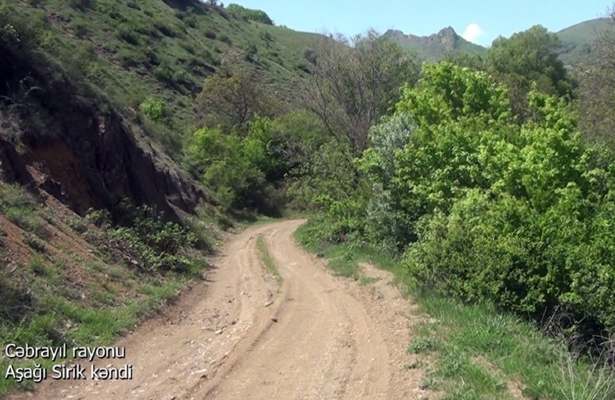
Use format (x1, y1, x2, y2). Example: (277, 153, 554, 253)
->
(556, 18, 612, 66)
(294, 220, 614, 400)
(8, 0, 321, 155)
(0, 182, 213, 396)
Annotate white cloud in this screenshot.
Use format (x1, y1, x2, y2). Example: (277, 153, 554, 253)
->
(462, 23, 484, 44)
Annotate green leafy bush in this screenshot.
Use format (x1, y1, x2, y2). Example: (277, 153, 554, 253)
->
(226, 4, 273, 25)
(139, 97, 167, 121)
(108, 205, 197, 273)
(322, 62, 615, 340)
(396, 65, 615, 338)
(186, 122, 281, 213)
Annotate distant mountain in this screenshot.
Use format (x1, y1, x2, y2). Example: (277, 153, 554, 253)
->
(556, 18, 613, 66)
(382, 26, 486, 61)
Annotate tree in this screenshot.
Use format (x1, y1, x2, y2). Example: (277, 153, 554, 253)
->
(196, 51, 276, 131)
(300, 31, 419, 153)
(487, 25, 573, 119)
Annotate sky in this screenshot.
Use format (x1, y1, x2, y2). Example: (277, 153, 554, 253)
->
(228, 0, 611, 46)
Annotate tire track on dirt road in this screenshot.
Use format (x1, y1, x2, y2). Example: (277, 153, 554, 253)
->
(8, 220, 426, 400)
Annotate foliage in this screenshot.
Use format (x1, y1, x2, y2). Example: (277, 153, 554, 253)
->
(396, 62, 511, 126)
(185, 118, 286, 213)
(298, 215, 615, 400)
(139, 97, 167, 122)
(196, 55, 277, 130)
(0, 6, 40, 52)
(108, 205, 197, 272)
(69, 0, 96, 11)
(358, 113, 415, 250)
(287, 139, 363, 213)
(300, 31, 420, 152)
(315, 62, 615, 341)
(226, 4, 273, 25)
(487, 25, 574, 119)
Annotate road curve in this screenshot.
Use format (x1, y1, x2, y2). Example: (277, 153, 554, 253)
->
(9, 220, 425, 400)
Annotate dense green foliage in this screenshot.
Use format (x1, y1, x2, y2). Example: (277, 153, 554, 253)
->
(106, 205, 198, 272)
(186, 112, 335, 214)
(310, 62, 615, 341)
(487, 26, 574, 118)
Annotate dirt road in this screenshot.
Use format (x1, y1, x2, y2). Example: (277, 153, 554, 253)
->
(11, 220, 426, 400)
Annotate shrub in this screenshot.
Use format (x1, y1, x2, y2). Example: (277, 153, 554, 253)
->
(73, 23, 89, 38)
(0, 8, 40, 51)
(117, 28, 140, 45)
(109, 205, 197, 273)
(226, 4, 273, 25)
(139, 97, 167, 122)
(218, 34, 231, 45)
(69, 0, 96, 11)
(185, 118, 297, 214)
(154, 21, 177, 38)
(357, 63, 615, 339)
(0, 273, 32, 322)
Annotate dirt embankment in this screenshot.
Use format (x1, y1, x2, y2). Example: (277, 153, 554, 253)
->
(9, 220, 428, 400)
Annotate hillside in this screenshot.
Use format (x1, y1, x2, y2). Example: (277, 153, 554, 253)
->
(1, 4, 323, 396)
(556, 17, 613, 65)
(2, 1, 615, 399)
(384, 18, 614, 67)
(5, 0, 322, 156)
(382, 26, 486, 61)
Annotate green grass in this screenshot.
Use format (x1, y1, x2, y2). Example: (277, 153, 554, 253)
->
(0, 271, 188, 396)
(0, 184, 45, 235)
(5, 0, 321, 157)
(294, 219, 615, 400)
(0, 193, 205, 396)
(256, 235, 281, 282)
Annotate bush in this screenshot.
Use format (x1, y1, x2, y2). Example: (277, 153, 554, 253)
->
(218, 34, 231, 45)
(109, 205, 197, 273)
(69, 0, 96, 11)
(325, 62, 615, 340)
(226, 4, 273, 25)
(117, 28, 140, 45)
(0, 8, 40, 51)
(139, 97, 167, 122)
(185, 126, 270, 212)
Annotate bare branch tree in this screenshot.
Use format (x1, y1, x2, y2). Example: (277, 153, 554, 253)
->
(299, 31, 419, 153)
(196, 50, 277, 131)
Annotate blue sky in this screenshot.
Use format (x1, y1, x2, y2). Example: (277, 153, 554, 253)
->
(228, 0, 611, 46)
